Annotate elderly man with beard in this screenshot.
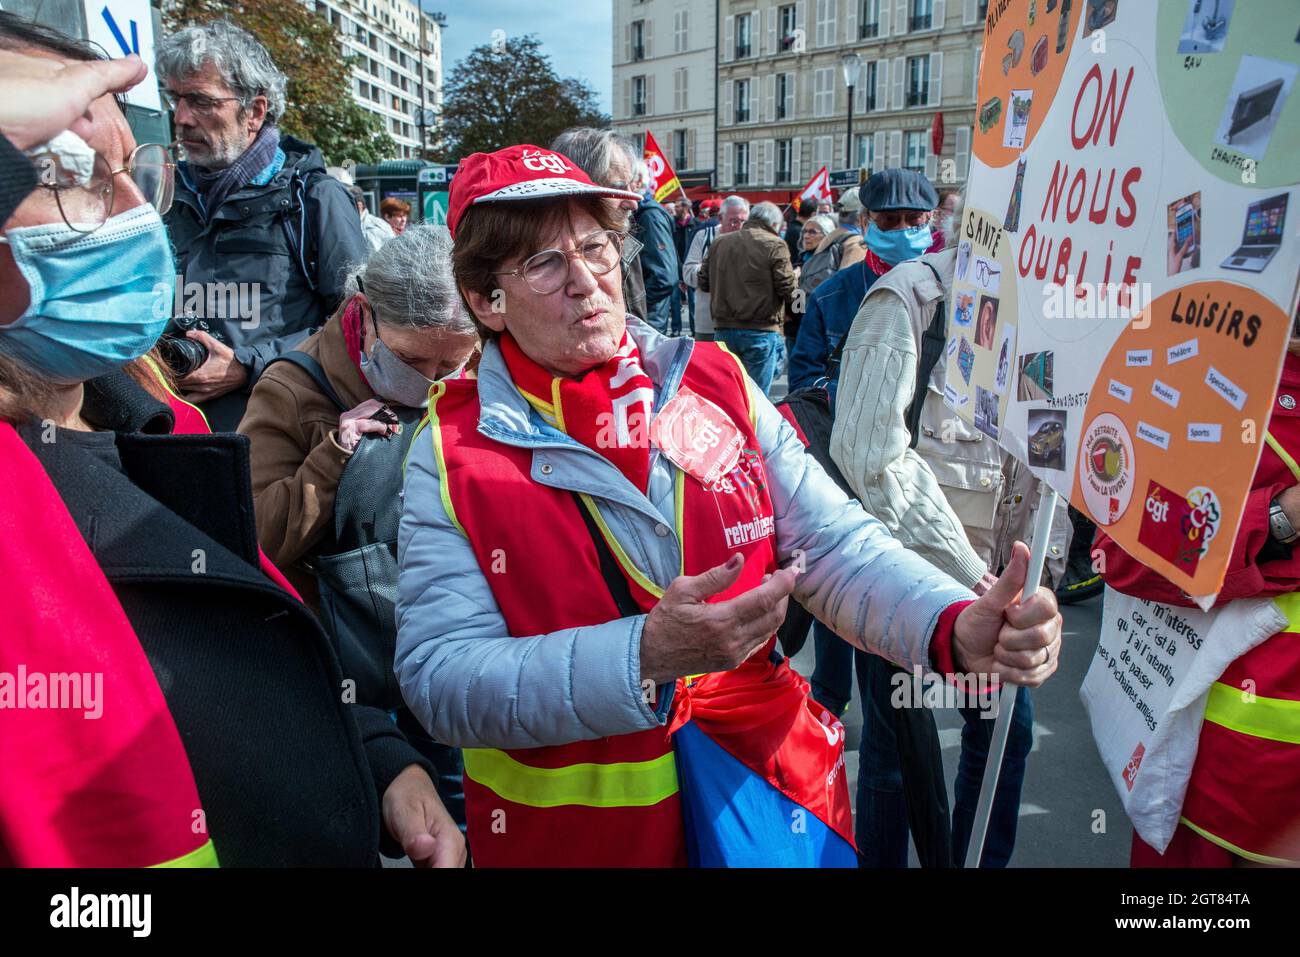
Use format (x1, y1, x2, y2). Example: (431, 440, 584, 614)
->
(157, 20, 367, 431)
(392, 144, 1064, 867)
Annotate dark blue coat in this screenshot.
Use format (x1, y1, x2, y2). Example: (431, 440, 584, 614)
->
(633, 197, 680, 306)
(787, 261, 886, 402)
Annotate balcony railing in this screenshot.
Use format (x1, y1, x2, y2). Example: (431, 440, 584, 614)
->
(777, 165, 792, 183)
(632, 44, 645, 62)
(860, 22, 879, 38)
(735, 107, 751, 123)
(633, 101, 647, 116)
(735, 42, 752, 58)
(906, 87, 928, 107)
(909, 13, 932, 30)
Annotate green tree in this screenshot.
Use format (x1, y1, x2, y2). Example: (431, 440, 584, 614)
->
(439, 34, 609, 158)
(163, 0, 397, 164)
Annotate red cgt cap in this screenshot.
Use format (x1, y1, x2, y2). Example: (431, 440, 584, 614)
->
(447, 145, 643, 237)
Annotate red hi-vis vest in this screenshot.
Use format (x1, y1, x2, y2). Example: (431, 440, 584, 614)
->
(427, 343, 782, 866)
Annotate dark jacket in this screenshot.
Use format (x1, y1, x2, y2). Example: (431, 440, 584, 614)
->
(697, 219, 797, 334)
(0, 134, 37, 224)
(633, 197, 680, 306)
(18, 371, 434, 865)
(788, 260, 885, 401)
(166, 135, 369, 431)
(785, 217, 804, 264)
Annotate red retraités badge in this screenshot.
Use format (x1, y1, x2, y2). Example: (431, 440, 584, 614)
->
(650, 386, 744, 486)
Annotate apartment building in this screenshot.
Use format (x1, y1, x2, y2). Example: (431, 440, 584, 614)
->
(312, 0, 443, 160)
(611, 0, 717, 189)
(716, 0, 988, 195)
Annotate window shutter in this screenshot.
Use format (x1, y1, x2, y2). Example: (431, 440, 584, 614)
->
(768, 7, 777, 53)
(963, 0, 977, 26)
(892, 56, 904, 110)
(722, 141, 733, 186)
(724, 15, 734, 62)
(955, 125, 970, 180)
(796, 0, 808, 46)
(723, 78, 733, 126)
(929, 51, 943, 106)
(879, 0, 891, 35)
(623, 77, 631, 119)
(624, 23, 632, 61)
(785, 72, 797, 118)
(749, 141, 758, 185)
(933, 0, 946, 30)
(764, 138, 775, 184)
(829, 0, 838, 43)
(765, 74, 775, 121)
(894, 0, 907, 36)
(873, 130, 886, 171)
(645, 17, 654, 57)
(889, 129, 902, 166)
(875, 58, 887, 112)
(647, 73, 655, 115)
(682, 10, 689, 50)
(847, 0, 858, 41)
(925, 145, 937, 180)
(972, 44, 982, 101)
(834, 134, 845, 169)
(687, 127, 696, 169)
(792, 136, 802, 183)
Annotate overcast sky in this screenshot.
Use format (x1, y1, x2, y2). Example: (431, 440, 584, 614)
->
(432, 1, 614, 114)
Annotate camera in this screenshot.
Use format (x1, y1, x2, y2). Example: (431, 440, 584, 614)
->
(159, 315, 227, 379)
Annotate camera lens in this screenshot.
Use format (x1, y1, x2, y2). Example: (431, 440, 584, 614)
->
(158, 334, 210, 379)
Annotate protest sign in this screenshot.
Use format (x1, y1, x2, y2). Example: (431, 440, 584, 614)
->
(948, 0, 1300, 599)
(1080, 587, 1283, 852)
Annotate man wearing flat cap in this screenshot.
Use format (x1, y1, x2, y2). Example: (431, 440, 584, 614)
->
(829, 178, 1072, 868)
(392, 144, 1063, 867)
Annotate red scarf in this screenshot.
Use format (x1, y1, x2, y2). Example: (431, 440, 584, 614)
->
(863, 230, 946, 277)
(500, 331, 655, 493)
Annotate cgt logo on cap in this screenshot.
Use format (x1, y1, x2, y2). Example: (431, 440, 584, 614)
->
(520, 150, 570, 175)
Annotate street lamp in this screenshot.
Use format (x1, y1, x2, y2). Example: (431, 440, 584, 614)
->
(841, 52, 862, 170)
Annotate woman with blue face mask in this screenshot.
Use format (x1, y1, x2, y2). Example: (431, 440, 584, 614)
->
(239, 224, 479, 838)
(0, 15, 465, 868)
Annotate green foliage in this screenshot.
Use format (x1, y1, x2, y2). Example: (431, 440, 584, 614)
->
(440, 34, 609, 158)
(163, 0, 398, 164)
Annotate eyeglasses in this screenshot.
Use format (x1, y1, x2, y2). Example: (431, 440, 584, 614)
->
(161, 90, 242, 116)
(492, 229, 624, 295)
(871, 209, 933, 230)
(24, 143, 176, 236)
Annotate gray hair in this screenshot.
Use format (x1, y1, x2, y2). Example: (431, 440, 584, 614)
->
(806, 214, 837, 237)
(550, 127, 639, 186)
(344, 225, 476, 335)
(720, 194, 750, 215)
(156, 20, 288, 126)
(749, 201, 783, 232)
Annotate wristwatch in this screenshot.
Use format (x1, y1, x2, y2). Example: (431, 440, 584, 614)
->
(1269, 498, 1299, 545)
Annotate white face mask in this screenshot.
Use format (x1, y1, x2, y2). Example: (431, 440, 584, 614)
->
(359, 321, 467, 409)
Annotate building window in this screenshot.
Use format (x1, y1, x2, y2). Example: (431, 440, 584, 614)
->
(776, 73, 790, 119)
(673, 129, 688, 170)
(779, 4, 798, 50)
(904, 130, 925, 172)
(907, 55, 930, 107)
(735, 78, 751, 123)
(673, 67, 688, 111)
(864, 60, 878, 109)
(776, 139, 793, 182)
(860, 0, 881, 38)
(673, 10, 688, 52)
(910, 0, 933, 31)
(978, 0, 989, 19)
(734, 142, 750, 185)
(815, 0, 836, 47)
(735, 11, 753, 59)
(814, 67, 834, 116)
(854, 133, 873, 169)
(632, 19, 646, 61)
(633, 75, 647, 116)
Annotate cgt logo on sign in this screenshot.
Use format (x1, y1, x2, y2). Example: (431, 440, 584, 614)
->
(1123, 741, 1145, 791)
(520, 151, 570, 175)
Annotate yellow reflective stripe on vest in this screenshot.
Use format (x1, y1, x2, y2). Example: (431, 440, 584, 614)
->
(1203, 680, 1300, 745)
(141, 354, 211, 431)
(1273, 591, 1300, 632)
(1178, 816, 1298, 867)
(419, 381, 468, 539)
(577, 492, 666, 600)
(149, 839, 219, 868)
(714, 341, 758, 430)
(1265, 430, 1300, 483)
(463, 747, 678, 808)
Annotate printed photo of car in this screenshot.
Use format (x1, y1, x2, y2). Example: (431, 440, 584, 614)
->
(1028, 411, 1069, 470)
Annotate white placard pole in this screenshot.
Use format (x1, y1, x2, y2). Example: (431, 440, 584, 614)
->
(963, 482, 1059, 868)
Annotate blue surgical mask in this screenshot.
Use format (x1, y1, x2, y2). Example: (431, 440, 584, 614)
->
(866, 221, 934, 266)
(0, 204, 175, 383)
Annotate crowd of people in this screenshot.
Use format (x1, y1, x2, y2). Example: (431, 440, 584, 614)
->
(0, 12, 1292, 869)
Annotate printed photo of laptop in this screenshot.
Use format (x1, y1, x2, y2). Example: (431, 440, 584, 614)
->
(1221, 193, 1288, 273)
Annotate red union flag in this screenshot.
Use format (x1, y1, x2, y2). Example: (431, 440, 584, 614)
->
(795, 165, 832, 211)
(643, 131, 682, 205)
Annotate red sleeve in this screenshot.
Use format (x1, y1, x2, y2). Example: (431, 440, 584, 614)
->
(929, 600, 974, 676)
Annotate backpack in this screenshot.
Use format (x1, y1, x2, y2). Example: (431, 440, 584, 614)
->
(798, 233, 849, 294)
(263, 351, 420, 710)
